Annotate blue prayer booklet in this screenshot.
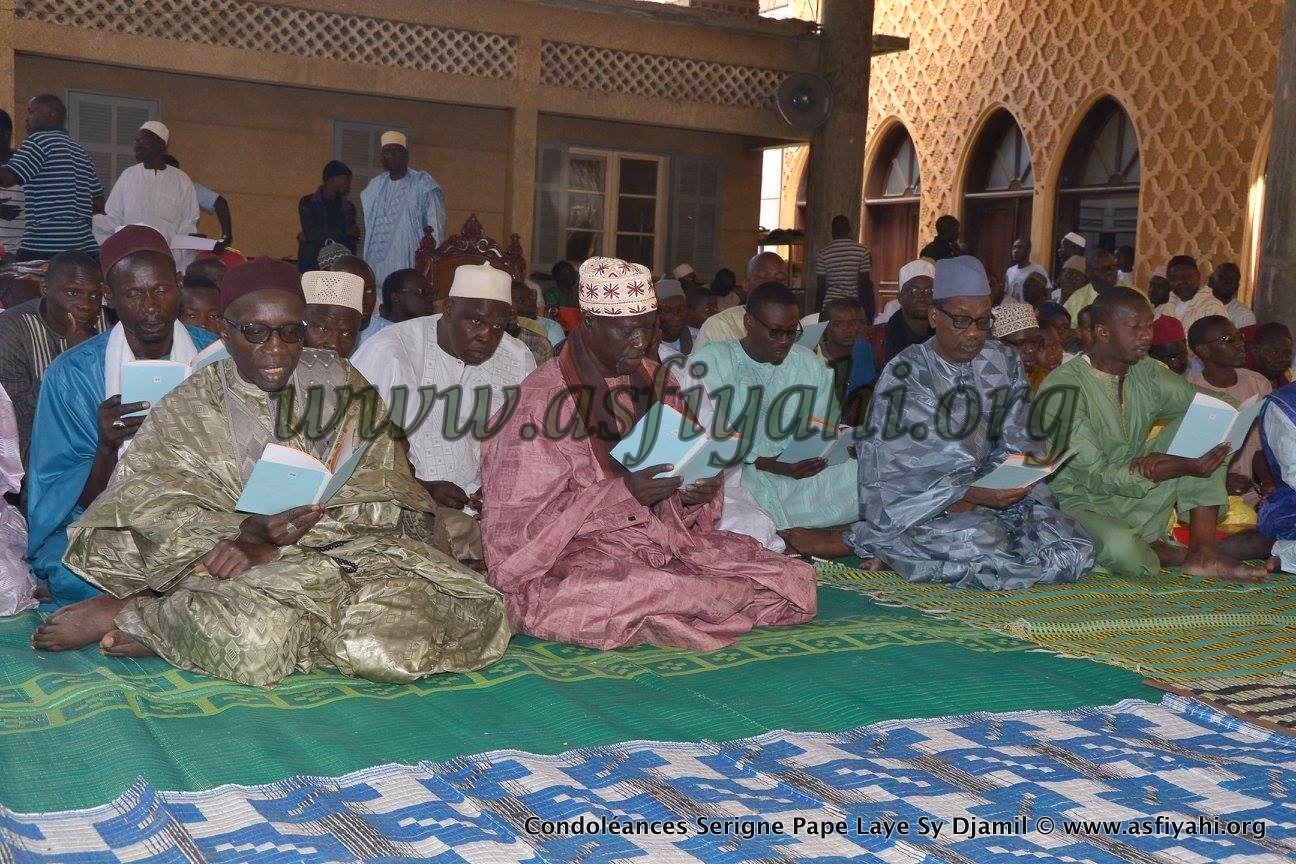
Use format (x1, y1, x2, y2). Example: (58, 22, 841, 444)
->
(797, 321, 828, 350)
(121, 360, 188, 416)
(776, 417, 855, 467)
(971, 449, 1076, 490)
(1166, 393, 1263, 459)
(610, 402, 739, 485)
(234, 439, 372, 515)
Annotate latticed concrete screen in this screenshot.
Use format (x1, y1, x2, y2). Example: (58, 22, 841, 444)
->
(17, 0, 519, 80)
(540, 41, 789, 110)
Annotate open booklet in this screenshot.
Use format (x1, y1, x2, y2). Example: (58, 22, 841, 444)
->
(234, 435, 374, 515)
(609, 402, 740, 485)
(1165, 392, 1263, 459)
(971, 449, 1076, 490)
(775, 416, 856, 467)
(190, 340, 231, 372)
(121, 360, 189, 417)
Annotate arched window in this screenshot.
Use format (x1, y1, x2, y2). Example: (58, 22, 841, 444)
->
(963, 111, 1033, 288)
(1055, 98, 1140, 260)
(864, 125, 921, 313)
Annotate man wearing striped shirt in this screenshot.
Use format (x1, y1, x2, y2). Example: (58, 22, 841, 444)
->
(0, 110, 24, 263)
(0, 251, 109, 468)
(814, 214, 873, 319)
(0, 95, 104, 262)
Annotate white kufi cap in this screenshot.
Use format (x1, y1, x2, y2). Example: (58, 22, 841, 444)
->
(301, 270, 364, 313)
(139, 121, 170, 145)
(448, 262, 512, 304)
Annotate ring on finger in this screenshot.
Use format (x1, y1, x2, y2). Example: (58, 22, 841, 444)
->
(111, 419, 126, 429)
(285, 521, 297, 533)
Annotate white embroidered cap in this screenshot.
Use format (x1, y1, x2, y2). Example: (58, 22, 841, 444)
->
(302, 270, 364, 313)
(1063, 231, 1087, 248)
(579, 257, 656, 316)
(380, 131, 408, 150)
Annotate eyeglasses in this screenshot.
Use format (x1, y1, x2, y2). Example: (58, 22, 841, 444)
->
(749, 313, 803, 341)
(935, 305, 996, 332)
(901, 284, 934, 298)
(223, 317, 307, 344)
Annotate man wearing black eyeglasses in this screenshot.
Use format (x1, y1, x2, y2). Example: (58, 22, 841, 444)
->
(38, 258, 510, 685)
(690, 281, 861, 536)
(1187, 315, 1273, 503)
(784, 255, 1096, 589)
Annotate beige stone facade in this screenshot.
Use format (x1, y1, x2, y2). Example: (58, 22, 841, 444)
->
(855, 0, 1281, 295)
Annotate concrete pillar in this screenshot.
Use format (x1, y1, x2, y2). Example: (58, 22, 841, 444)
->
(506, 35, 540, 263)
(803, 0, 874, 312)
(1256, 0, 1296, 330)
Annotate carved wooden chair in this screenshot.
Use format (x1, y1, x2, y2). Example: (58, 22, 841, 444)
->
(414, 214, 527, 301)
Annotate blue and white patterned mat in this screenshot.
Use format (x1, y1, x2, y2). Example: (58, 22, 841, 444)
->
(3, 696, 1293, 863)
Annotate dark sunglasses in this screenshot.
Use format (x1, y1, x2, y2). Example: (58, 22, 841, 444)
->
(935, 305, 996, 332)
(749, 313, 803, 341)
(223, 317, 307, 344)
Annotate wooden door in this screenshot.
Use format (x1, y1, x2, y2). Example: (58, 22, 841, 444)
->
(965, 196, 1031, 289)
(865, 201, 919, 314)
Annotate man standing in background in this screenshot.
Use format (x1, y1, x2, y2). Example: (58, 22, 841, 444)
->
(298, 161, 357, 272)
(0, 110, 25, 263)
(95, 121, 200, 270)
(814, 214, 873, 319)
(361, 131, 446, 286)
(0, 95, 104, 262)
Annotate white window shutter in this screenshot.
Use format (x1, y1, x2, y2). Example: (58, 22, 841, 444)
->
(66, 91, 158, 193)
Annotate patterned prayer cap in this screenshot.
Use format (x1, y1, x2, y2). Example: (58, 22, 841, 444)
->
(578, 257, 656, 316)
(992, 302, 1039, 338)
(316, 240, 351, 271)
(302, 270, 363, 313)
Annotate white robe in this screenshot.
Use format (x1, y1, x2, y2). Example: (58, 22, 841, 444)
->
(95, 164, 200, 270)
(352, 315, 534, 494)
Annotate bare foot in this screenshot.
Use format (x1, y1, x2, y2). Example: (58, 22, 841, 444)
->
(780, 527, 851, 559)
(30, 594, 129, 651)
(32, 583, 52, 604)
(1181, 549, 1269, 583)
(1151, 540, 1189, 567)
(100, 629, 156, 658)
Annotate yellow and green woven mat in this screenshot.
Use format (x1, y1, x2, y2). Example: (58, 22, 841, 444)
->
(816, 560, 1296, 681)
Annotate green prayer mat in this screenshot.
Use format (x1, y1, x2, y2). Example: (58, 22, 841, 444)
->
(818, 560, 1296, 681)
(0, 585, 1151, 813)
